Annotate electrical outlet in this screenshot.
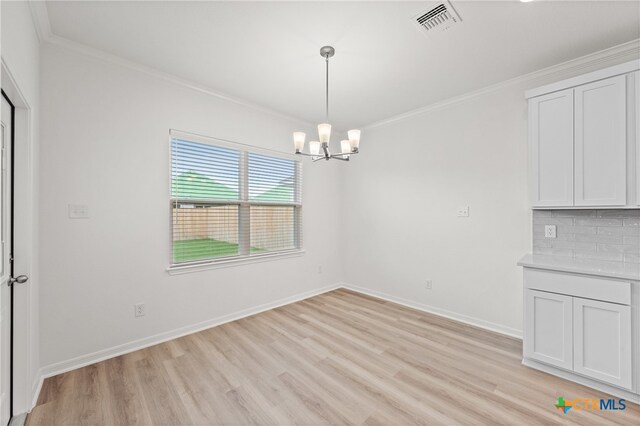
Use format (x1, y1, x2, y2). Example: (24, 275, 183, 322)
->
(134, 303, 145, 317)
(544, 225, 557, 239)
(457, 206, 469, 217)
(425, 280, 433, 290)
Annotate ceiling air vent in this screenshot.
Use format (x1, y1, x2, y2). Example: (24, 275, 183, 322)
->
(411, 1, 462, 37)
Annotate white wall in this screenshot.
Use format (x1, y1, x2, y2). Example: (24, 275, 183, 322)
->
(36, 22, 639, 383)
(342, 85, 530, 336)
(341, 53, 640, 337)
(38, 43, 345, 371)
(1, 0, 41, 413)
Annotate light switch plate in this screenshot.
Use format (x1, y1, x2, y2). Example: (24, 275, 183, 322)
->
(544, 225, 557, 238)
(68, 204, 89, 219)
(457, 206, 469, 217)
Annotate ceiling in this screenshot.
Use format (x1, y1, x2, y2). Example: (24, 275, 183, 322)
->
(44, 1, 640, 129)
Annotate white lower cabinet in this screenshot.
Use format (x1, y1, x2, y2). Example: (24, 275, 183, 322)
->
(523, 270, 635, 392)
(524, 289, 573, 370)
(573, 298, 632, 390)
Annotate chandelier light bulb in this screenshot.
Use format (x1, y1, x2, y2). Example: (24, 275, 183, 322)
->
(341, 140, 351, 154)
(309, 141, 321, 156)
(318, 123, 332, 144)
(348, 129, 361, 150)
(293, 132, 306, 152)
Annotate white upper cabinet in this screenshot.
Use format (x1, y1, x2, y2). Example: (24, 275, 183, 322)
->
(529, 89, 574, 207)
(636, 71, 640, 206)
(574, 75, 627, 206)
(526, 61, 638, 208)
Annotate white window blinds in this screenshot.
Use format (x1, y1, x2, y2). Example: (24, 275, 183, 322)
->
(171, 132, 302, 266)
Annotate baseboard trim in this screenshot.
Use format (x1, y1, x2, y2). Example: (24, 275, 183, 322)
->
(342, 283, 523, 339)
(30, 370, 44, 412)
(33, 282, 341, 407)
(32, 281, 524, 410)
(522, 358, 639, 404)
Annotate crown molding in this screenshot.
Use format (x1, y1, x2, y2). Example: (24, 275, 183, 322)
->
(26, 1, 640, 134)
(525, 60, 639, 99)
(27, 0, 52, 43)
(363, 38, 640, 130)
(45, 34, 319, 129)
(28, 0, 316, 128)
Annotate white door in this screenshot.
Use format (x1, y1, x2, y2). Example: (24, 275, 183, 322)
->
(574, 75, 627, 206)
(573, 297, 632, 390)
(0, 95, 13, 425)
(528, 88, 574, 207)
(524, 289, 573, 370)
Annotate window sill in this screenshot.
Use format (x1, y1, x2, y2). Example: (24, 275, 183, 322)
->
(166, 249, 305, 275)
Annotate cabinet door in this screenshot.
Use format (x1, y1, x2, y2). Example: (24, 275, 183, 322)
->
(524, 289, 573, 370)
(575, 75, 627, 206)
(633, 71, 640, 206)
(573, 298, 632, 390)
(529, 89, 574, 207)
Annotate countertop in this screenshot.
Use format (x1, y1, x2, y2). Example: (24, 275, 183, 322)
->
(518, 254, 640, 281)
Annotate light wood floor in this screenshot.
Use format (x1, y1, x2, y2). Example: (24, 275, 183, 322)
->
(27, 289, 639, 425)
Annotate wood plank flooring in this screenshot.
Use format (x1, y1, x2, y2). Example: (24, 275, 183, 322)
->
(27, 289, 639, 425)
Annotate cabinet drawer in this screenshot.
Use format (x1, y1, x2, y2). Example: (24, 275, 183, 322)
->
(524, 268, 630, 305)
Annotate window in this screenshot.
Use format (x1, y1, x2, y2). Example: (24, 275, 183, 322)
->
(170, 131, 302, 267)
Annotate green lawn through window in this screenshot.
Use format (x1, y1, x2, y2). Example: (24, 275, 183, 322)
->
(173, 239, 264, 263)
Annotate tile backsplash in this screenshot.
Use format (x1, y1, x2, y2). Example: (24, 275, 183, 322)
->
(533, 209, 640, 263)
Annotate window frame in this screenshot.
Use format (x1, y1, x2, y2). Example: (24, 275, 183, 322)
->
(167, 130, 303, 273)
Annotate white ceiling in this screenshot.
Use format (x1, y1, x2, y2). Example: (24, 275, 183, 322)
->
(44, 1, 640, 129)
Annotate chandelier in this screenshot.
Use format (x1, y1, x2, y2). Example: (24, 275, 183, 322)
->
(293, 46, 361, 161)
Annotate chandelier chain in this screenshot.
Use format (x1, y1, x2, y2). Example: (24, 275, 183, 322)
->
(325, 55, 329, 121)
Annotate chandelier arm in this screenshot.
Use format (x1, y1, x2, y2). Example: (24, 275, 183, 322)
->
(321, 143, 331, 159)
(332, 151, 359, 157)
(329, 155, 350, 161)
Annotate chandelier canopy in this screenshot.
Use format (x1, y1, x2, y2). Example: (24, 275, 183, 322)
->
(293, 46, 361, 162)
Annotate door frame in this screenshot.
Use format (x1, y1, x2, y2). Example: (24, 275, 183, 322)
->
(1, 89, 16, 424)
(1, 59, 36, 416)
